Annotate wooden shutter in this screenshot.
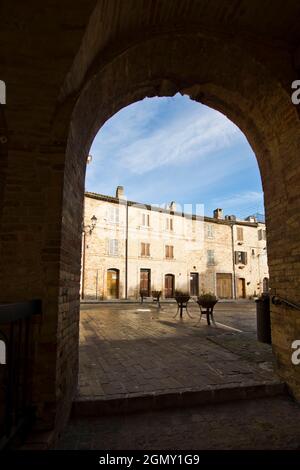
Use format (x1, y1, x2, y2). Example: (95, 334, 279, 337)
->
(234, 251, 239, 264)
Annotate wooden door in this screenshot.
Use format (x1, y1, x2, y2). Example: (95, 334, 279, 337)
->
(237, 278, 246, 298)
(107, 269, 119, 299)
(190, 273, 199, 296)
(140, 269, 151, 296)
(164, 274, 175, 298)
(216, 273, 232, 299)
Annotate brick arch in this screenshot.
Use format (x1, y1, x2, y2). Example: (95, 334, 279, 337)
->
(58, 31, 300, 430)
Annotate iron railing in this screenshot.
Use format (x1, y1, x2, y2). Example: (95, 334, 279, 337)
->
(271, 295, 300, 311)
(0, 299, 41, 449)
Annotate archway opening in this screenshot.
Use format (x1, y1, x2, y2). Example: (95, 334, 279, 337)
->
(59, 30, 300, 423)
(77, 94, 275, 405)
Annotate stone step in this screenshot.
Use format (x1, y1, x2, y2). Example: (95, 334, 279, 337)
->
(72, 381, 287, 418)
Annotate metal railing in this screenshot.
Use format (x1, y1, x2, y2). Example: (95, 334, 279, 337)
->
(0, 299, 41, 449)
(271, 295, 300, 311)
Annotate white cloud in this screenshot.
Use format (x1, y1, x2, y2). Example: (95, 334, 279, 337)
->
(116, 107, 241, 175)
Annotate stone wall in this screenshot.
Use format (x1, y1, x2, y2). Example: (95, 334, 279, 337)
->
(82, 193, 268, 300)
(1, 0, 300, 438)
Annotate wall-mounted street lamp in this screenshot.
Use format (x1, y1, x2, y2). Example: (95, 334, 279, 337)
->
(81, 214, 97, 300)
(88, 215, 97, 235)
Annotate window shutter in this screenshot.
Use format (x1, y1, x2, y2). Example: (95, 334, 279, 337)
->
(242, 251, 247, 264)
(234, 251, 239, 264)
(258, 229, 262, 240)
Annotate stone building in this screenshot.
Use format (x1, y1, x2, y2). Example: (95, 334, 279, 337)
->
(2, 1, 300, 443)
(82, 187, 268, 301)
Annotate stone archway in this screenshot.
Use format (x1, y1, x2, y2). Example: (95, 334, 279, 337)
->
(59, 31, 300, 419)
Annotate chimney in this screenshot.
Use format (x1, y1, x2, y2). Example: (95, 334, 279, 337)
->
(169, 201, 176, 212)
(213, 208, 223, 219)
(116, 185, 125, 199)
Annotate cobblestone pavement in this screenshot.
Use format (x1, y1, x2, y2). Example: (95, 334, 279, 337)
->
(78, 301, 279, 400)
(57, 396, 300, 449)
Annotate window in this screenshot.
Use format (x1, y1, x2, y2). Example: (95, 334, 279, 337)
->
(237, 227, 244, 241)
(141, 242, 150, 257)
(107, 239, 118, 256)
(251, 248, 255, 256)
(165, 245, 174, 259)
(206, 224, 214, 238)
(207, 250, 215, 265)
(258, 229, 266, 241)
(166, 217, 174, 231)
(235, 251, 248, 265)
(142, 213, 150, 227)
(107, 205, 119, 224)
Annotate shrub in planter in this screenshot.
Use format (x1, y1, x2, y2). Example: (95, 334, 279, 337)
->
(197, 292, 218, 308)
(174, 290, 190, 303)
(151, 290, 162, 299)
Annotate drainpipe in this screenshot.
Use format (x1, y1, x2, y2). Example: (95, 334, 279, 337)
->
(231, 224, 237, 299)
(125, 200, 128, 299)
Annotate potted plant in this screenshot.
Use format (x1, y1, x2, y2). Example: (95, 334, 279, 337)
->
(197, 292, 218, 308)
(174, 290, 191, 318)
(151, 290, 162, 308)
(151, 290, 162, 300)
(174, 290, 190, 303)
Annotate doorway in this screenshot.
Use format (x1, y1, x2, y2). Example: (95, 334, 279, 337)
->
(216, 273, 232, 299)
(140, 269, 151, 296)
(107, 269, 119, 299)
(190, 272, 199, 296)
(165, 274, 175, 298)
(237, 278, 246, 299)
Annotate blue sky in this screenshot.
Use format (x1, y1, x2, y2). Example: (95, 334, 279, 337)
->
(86, 94, 264, 219)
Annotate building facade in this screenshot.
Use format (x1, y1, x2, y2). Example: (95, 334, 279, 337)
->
(81, 187, 269, 301)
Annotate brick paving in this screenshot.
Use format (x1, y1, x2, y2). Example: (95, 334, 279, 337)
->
(77, 301, 280, 401)
(57, 396, 300, 449)
(55, 301, 297, 450)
